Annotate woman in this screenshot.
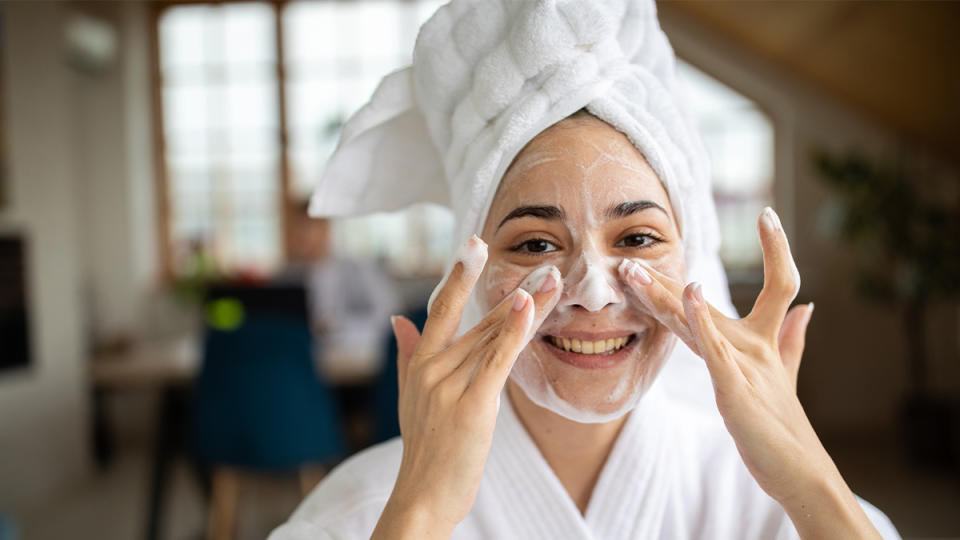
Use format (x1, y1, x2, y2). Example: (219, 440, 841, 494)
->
(271, 1, 898, 538)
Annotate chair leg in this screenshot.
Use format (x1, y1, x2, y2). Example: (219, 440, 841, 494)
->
(298, 465, 328, 498)
(206, 467, 240, 540)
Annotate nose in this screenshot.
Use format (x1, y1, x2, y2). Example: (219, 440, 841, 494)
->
(559, 254, 624, 312)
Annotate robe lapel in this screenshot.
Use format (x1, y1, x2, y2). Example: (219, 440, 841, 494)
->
(585, 384, 674, 540)
(482, 394, 598, 540)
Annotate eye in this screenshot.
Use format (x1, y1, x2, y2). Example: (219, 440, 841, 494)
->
(511, 238, 558, 254)
(615, 233, 661, 249)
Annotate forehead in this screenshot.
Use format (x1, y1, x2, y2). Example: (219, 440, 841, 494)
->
(489, 116, 672, 219)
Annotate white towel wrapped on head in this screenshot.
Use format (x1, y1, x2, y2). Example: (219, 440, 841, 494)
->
(310, 0, 735, 411)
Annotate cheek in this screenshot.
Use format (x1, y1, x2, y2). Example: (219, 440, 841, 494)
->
(649, 250, 685, 281)
(478, 260, 528, 310)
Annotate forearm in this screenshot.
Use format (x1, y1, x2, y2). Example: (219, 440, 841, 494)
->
(779, 466, 882, 540)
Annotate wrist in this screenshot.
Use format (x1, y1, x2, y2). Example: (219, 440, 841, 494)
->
(780, 471, 880, 540)
(372, 492, 457, 540)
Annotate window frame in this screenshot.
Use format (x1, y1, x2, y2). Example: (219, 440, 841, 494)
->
(150, 0, 294, 281)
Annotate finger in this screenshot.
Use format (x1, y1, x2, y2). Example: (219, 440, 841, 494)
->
(517, 265, 563, 342)
(682, 282, 741, 391)
(418, 235, 488, 357)
(440, 287, 532, 371)
(746, 207, 801, 339)
(463, 290, 534, 401)
(778, 302, 814, 390)
(443, 267, 563, 389)
(391, 315, 421, 394)
(618, 258, 701, 353)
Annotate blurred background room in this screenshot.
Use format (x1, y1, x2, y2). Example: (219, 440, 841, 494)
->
(0, 1, 957, 539)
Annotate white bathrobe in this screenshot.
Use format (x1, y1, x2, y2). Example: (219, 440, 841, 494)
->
(269, 382, 899, 539)
(289, 1, 901, 537)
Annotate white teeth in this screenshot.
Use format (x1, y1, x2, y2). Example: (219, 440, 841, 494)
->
(548, 335, 632, 354)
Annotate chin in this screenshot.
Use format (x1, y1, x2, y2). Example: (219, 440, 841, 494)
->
(511, 330, 675, 422)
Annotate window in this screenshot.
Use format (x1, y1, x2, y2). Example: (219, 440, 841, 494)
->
(156, 0, 446, 278)
(677, 60, 775, 275)
(159, 3, 282, 276)
(156, 5, 771, 280)
(281, 0, 450, 277)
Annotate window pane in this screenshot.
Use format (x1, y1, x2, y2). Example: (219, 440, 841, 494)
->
(283, 1, 448, 276)
(163, 86, 210, 132)
(159, 2, 281, 276)
(159, 6, 212, 70)
(223, 3, 276, 66)
(677, 60, 774, 273)
(223, 82, 277, 129)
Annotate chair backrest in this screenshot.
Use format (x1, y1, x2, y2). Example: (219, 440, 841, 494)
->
(193, 312, 344, 470)
(372, 305, 429, 444)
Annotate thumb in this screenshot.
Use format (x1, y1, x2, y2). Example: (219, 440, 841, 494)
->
(778, 302, 814, 390)
(391, 315, 421, 393)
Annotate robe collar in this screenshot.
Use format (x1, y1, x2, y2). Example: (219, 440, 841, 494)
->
(483, 383, 675, 540)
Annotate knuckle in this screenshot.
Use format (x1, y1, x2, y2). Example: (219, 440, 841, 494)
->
(485, 346, 513, 371)
(432, 380, 459, 404)
(418, 362, 446, 388)
(477, 325, 501, 349)
(740, 333, 769, 358)
(429, 296, 455, 320)
(472, 312, 499, 336)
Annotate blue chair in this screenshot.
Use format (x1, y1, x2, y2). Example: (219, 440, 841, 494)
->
(0, 512, 18, 540)
(193, 311, 344, 539)
(372, 306, 429, 445)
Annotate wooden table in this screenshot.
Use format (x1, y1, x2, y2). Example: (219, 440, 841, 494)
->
(90, 334, 385, 540)
(90, 335, 201, 540)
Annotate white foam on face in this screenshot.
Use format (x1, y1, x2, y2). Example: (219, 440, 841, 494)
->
(474, 115, 686, 424)
(506, 254, 679, 423)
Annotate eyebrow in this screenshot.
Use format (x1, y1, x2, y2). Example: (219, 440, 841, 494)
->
(497, 205, 566, 230)
(605, 200, 669, 220)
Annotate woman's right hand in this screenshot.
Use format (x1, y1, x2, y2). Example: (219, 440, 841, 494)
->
(373, 236, 561, 539)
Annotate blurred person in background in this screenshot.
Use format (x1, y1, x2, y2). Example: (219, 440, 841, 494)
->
(283, 202, 399, 380)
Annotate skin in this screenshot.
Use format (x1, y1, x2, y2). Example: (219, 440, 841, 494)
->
(373, 115, 881, 539)
(478, 113, 683, 428)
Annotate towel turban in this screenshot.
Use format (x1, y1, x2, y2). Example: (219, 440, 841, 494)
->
(310, 0, 737, 412)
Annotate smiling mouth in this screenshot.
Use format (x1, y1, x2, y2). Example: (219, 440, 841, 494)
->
(544, 334, 636, 355)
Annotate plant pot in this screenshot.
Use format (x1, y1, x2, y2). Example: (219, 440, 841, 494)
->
(900, 392, 960, 470)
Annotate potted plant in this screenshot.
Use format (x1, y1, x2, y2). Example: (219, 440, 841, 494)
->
(813, 149, 960, 469)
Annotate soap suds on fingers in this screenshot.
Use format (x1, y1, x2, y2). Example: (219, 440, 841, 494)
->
(427, 235, 488, 313)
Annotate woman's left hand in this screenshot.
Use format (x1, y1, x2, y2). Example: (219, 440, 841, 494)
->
(620, 207, 881, 540)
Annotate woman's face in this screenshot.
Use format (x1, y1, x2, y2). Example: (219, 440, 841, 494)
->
(478, 114, 685, 422)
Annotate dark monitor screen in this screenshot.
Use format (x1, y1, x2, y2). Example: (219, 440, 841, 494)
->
(0, 235, 30, 372)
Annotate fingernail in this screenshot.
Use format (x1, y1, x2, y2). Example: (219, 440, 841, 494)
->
(539, 272, 558, 293)
(808, 301, 815, 314)
(520, 265, 560, 295)
(620, 259, 652, 285)
(512, 289, 530, 311)
(689, 282, 704, 305)
(762, 207, 782, 232)
(389, 315, 400, 336)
